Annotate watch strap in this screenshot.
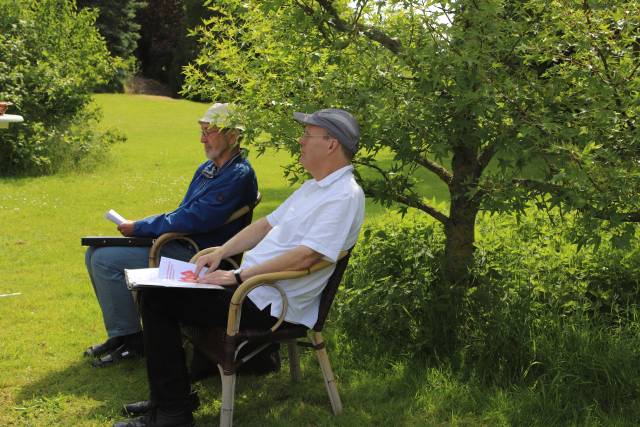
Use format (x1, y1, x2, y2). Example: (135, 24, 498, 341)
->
(233, 269, 243, 285)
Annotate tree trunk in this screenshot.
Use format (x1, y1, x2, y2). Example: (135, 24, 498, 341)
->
(431, 143, 481, 354)
(444, 142, 481, 287)
(444, 198, 479, 286)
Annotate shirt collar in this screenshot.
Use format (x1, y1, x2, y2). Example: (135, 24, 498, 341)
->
(314, 165, 354, 188)
(202, 152, 242, 179)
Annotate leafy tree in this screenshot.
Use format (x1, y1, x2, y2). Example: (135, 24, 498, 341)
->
(76, 0, 146, 91)
(0, 0, 123, 175)
(76, 0, 146, 59)
(136, 0, 211, 96)
(172, 0, 214, 97)
(183, 0, 640, 348)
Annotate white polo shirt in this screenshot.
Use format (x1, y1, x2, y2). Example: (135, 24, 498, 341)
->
(242, 165, 365, 328)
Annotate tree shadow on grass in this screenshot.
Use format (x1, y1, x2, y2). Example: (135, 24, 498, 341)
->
(12, 351, 515, 426)
(191, 355, 463, 426)
(14, 357, 150, 424)
(206, 355, 520, 426)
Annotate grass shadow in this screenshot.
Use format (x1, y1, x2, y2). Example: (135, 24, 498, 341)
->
(13, 358, 148, 424)
(188, 352, 458, 426)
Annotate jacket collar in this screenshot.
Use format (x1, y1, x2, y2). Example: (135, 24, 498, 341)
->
(202, 152, 242, 179)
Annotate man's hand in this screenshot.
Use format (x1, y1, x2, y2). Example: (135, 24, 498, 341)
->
(117, 221, 136, 237)
(194, 250, 223, 276)
(197, 269, 237, 286)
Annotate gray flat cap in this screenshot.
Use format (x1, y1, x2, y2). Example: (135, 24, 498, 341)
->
(293, 108, 359, 154)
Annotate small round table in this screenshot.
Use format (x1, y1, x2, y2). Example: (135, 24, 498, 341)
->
(0, 114, 24, 129)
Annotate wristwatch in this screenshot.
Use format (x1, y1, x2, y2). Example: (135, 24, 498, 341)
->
(233, 268, 244, 285)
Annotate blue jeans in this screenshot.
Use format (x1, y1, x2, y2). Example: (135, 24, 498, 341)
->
(85, 242, 196, 338)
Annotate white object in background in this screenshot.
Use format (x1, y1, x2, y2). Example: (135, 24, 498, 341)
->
(104, 209, 127, 225)
(0, 292, 22, 298)
(0, 114, 24, 129)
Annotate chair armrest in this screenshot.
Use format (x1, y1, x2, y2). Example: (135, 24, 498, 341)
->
(81, 236, 156, 247)
(224, 192, 262, 225)
(147, 192, 262, 267)
(225, 250, 349, 337)
(148, 232, 199, 268)
(224, 206, 250, 224)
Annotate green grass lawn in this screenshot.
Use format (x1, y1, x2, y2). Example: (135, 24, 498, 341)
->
(0, 94, 450, 426)
(1, 94, 632, 426)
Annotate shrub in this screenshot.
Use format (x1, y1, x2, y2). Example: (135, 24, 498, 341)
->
(336, 216, 447, 358)
(458, 212, 640, 383)
(527, 316, 640, 421)
(0, 0, 123, 175)
(336, 211, 640, 418)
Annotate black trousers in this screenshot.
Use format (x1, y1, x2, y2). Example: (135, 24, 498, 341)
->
(138, 287, 278, 410)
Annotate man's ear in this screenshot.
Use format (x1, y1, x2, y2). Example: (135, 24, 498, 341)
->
(328, 137, 340, 153)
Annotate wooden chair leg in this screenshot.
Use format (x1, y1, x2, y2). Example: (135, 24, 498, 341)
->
(218, 364, 237, 427)
(287, 340, 301, 382)
(311, 332, 342, 415)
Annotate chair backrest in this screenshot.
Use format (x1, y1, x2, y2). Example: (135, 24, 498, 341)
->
(224, 192, 261, 226)
(226, 192, 261, 266)
(312, 248, 353, 332)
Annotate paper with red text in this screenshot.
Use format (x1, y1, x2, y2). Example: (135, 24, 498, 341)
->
(124, 257, 222, 290)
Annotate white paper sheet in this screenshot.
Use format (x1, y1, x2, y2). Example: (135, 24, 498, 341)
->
(158, 257, 208, 282)
(104, 209, 127, 225)
(124, 257, 222, 290)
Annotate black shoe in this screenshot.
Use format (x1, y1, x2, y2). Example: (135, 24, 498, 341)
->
(113, 407, 194, 427)
(84, 336, 123, 358)
(122, 400, 153, 417)
(122, 393, 199, 417)
(92, 343, 142, 368)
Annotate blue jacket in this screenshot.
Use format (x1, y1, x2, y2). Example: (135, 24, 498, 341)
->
(133, 155, 258, 249)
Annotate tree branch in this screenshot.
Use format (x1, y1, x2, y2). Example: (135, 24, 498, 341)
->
(580, 0, 634, 131)
(356, 159, 450, 225)
(294, 0, 333, 40)
(395, 192, 450, 225)
(310, 0, 402, 54)
(414, 155, 453, 185)
(626, 59, 640, 82)
(477, 141, 497, 172)
(515, 178, 640, 222)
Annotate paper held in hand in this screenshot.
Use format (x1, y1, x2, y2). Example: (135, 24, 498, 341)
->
(105, 209, 127, 225)
(124, 257, 223, 290)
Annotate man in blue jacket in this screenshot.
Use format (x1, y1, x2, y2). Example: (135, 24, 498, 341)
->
(84, 103, 258, 367)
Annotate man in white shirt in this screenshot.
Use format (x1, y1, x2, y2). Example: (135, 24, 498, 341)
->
(114, 109, 364, 427)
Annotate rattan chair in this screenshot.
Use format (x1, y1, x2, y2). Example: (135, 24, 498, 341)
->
(183, 248, 352, 427)
(146, 192, 261, 268)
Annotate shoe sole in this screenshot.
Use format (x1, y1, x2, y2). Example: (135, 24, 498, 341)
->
(92, 349, 142, 368)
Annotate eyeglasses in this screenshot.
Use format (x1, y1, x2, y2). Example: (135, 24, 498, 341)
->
(201, 127, 223, 137)
(300, 132, 330, 140)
